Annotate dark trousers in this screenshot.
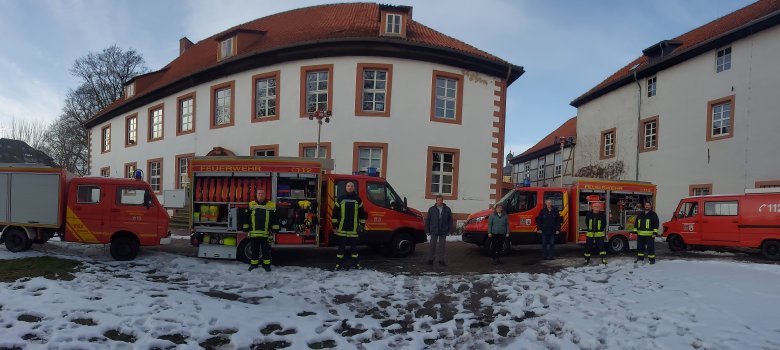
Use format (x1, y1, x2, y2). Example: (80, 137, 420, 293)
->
(336, 235, 358, 265)
(636, 235, 655, 260)
(249, 236, 271, 266)
(584, 236, 606, 259)
(541, 232, 556, 258)
(491, 234, 506, 259)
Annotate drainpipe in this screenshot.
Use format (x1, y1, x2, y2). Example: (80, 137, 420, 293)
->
(632, 70, 641, 182)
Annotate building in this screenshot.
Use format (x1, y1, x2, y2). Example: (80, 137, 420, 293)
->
(509, 117, 576, 188)
(0, 138, 55, 166)
(571, 0, 780, 222)
(83, 3, 523, 218)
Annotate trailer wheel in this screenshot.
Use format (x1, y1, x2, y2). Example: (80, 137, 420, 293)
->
(110, 236, 139, 261)
(607, 236, 628, 254)
(761, 240, 780, 261)
(667, 234, 687, 252)
(389, 232, 415, 258)
(4, 228, 31, 253)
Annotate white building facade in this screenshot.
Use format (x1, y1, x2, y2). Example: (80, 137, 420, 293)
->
(571, 1, 780, 222)
(85, 4, 523, 218)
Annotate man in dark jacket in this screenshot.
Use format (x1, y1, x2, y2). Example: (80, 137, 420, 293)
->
(426, 195, 452, 266)
(633, 202, 660, 264)
(536, 199, 562, 260)
(332, 182, 367, 270)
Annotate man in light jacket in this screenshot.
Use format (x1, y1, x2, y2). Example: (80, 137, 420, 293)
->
(426, 195, 452, 266)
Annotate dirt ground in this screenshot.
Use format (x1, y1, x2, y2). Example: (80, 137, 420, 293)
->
(150, 234, 779, 275)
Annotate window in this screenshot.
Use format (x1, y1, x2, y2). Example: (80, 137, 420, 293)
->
(353, 142, 388, 177)
(537, 156, 545, 180)
(356, 64, 392, 116)
(125, 114, 137, 147)
(177, 92, 195, 135)
(125, 162, 137, 179)
(300, 65, 333, 117)
(640, 116, 659, 152)
(252, 71, 280, 121)
(524, 162, 531, 180)
(148, 104, 164, 141)
(689, 184, 712, 196)
(543, 191, 564, 211)
(678, 201, 699, 218)
(600, 128, 616, 159)
(219, 37, 235, 60)
(430, 71, 463, 124)
(124, 83, 135, 98)
(554, 152, 562, 176)
(426, 147, 459, 199)
(300, 142, 331, 159)
(707, 96, 734, 141)
(148, 159, 162, 193)
(101, 125, 111, 153)
(380, 12, 406, 37)
(704, 201, 738, 216)
(117, 187, 151, 206)
(100, 167, 110, 178)
(503, 190, 537, 214)
(756, 180, 780, 188)
(386, 14, 401, 34)
(303, 147, 326, 159)
(366, 182, 403, 211)
(76, 185, 101, 204)
(211, 81, 235, 128)
(647, 76, 656, 97)
(716, 47, 731, 72)
(250, 145, 279, 158)
(175, 154, 193, 189)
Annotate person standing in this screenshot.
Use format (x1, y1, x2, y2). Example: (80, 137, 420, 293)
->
(536, 199, 562, 260)
(426, 195, 452, 266)
(247, 188, 279, 272)
(332, 182, 367, 270)
(488, 203, 509, 265)
(584, 203, 608, 265)
(633, 202, 660, 264)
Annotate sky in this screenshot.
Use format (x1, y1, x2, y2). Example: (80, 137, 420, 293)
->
(0, 0, 755, 157)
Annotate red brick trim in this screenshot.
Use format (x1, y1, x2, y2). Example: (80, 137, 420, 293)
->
(689, 183, 712, 196)
(124, 113, 138, 147)
(300, 64, 334, 117)
(706, 95, 735, 142)
(352, 142, 389, 178)
(124, 162, 137, 179)
(425, 146, 460, 200)
(174, 153, 194, 190)
(210, 80, 236, 129)
(355, 63, 393, 117)
(249, 144, 280, 157)
(176, 91, 196, 136)
(251, 71, 281, 123)
(490, 80, 506, 201)
(600, 127, 617, 160)
(755, 180, 780, 188)
(147, 103, 165, 142)
(147, 157, 164, 195)
(638, 115, 659, 153)
(430, 70, 464, 125)
(100, 124, 111, 153)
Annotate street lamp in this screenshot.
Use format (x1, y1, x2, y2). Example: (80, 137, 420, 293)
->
(308, 110, 332, 159)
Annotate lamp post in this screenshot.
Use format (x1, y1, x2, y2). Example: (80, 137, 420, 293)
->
(308, 110, 332, 159)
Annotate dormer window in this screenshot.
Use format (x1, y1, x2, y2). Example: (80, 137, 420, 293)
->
(219, 37, 235, 60)
(124, 83, 135, 98)
(386, 14, 402, 34)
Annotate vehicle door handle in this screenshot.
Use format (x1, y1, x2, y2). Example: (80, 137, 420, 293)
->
(111, 209, 120, 213)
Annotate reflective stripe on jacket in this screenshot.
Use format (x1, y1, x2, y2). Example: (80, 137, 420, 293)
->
(332, 194, 366, 237)
(633, 210, 659, 236)
(248, 200, 278, 238)
(585, 212, 607, 238)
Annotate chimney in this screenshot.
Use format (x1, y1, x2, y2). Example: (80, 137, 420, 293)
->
(180, 37, 194, 55)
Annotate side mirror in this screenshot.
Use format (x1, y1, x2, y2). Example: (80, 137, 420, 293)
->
(403, 197, 408, 210)
(676, 213, 684, 219)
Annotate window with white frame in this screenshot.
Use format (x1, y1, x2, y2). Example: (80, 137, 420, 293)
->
(255, 77, 277, 118)
(716, 47, 731, 72)
(430, 152, 454, 195)
(644, 119, 658, 149)
(177, 157, 190, 189)
(537, 156, 545, 180)
(711, 101, 731, 137)
(524, 162, 531, 180)
(306, 71, 329, 113)
(214, 87, 232, 126)
(149, 161, 161, 192)
(179, 97, 193, 132)
(101, 126, 110, 152)
(434, 77, 458, 119)
(554, 152, 562, 176)
(361, 69, 387, 112)
(303, 146, 327, 159)
(125, 164, 136, 179)
(358, 147, 383, 173)
(386, 14, 402, 34)
(125, 83, 134, 98)
(219, 37, 234, 60)
(693, 187, 711, 196)
(150, 108, 163, 140)
(254, 149, 275, 157)
(647, 76, 656, 97)
(126, 115, 137, 145)
(100, 167, 110, 178)
(603, 131, 615, 157)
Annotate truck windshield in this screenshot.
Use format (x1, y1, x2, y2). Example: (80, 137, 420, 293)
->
(367, 182, 403, 210)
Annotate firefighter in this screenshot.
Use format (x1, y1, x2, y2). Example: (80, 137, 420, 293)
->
(246, 188, 279, 272)
(633, 201, 660, 264)
(332, 182, 367, 270)
(584, 203, 608, 265)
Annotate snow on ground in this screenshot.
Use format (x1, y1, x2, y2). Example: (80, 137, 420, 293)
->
(1, 242, 780, 349)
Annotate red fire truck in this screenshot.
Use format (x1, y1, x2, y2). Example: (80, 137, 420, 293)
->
(189, 157, 426, 261)
(662, 188, 780, 260)
(463, 179, 656, 254)
(0, 164, 171, 260)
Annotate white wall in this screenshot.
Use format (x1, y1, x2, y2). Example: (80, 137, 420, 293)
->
(90, 56, 504, 214)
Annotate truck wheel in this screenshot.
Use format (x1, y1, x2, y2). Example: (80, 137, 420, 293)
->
(761, 240, 780, 261)
(110, 236, 139, 261)
(668, 234, 687, 252)
(237, 240, 253, 264)
(4, 228, 31, 253)
(389, 233, 415, 258)
(607, 236, 628, 254)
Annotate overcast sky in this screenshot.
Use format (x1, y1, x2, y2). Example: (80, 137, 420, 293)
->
(0, 0, 754, 156)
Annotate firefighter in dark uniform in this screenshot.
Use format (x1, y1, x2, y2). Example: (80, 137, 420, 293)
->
(332, 182, 367, 270)
(633, 202, 660, 264)
(584, 203, 608, 265)
(246, 188, 279, 272)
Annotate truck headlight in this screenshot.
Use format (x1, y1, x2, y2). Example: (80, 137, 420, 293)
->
(467, 216, 488, 225)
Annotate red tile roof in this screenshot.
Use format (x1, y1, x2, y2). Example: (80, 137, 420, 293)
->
(513, 116, 576, 162)
(572, 0, 780, 107)
(88, 3, 518, 125)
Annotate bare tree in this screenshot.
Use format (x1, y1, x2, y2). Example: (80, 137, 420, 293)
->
(0, 117, 49, 150)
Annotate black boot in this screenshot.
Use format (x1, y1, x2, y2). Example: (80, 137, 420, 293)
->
(649, 258, 656, 265)
(601, 258, 608, 265)
(263, 264, 272, 272)
(584, 257, 590, 265)
(635, 256, 644, 263)
(248, 264, 259, 271)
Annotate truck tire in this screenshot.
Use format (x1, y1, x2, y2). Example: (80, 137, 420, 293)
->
(4, 228, 31, 253)
(389, 233, 415, 258)
(761, 240, 780, 261)
(236, 239, 253, 264)
(482, 237, 508, 256)
(607, 236, 628, 254)
(667, 234, 687, 252)
(110, 236, 139, 261)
